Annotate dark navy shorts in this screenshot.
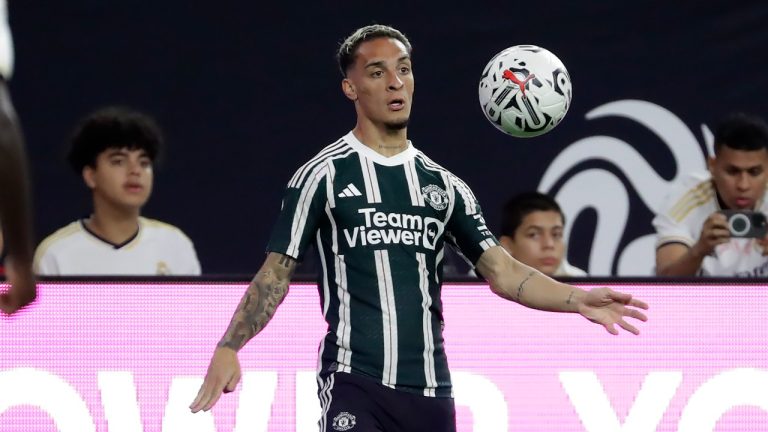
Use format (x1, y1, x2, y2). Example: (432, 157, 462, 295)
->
(317, 372, 456, 432)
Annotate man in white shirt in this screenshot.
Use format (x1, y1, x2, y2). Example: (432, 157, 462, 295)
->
(654, 113, 768, 276)
(34, 107, 201, 275)
(498, 192, 587, 277)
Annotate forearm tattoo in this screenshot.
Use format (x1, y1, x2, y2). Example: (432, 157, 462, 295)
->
(217, 269, 289, 351)
(515, 270, 536, 302)
(566, 289, 575, 305)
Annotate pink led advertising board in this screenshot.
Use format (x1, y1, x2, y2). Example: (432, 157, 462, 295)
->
(1, 281, 767, 431)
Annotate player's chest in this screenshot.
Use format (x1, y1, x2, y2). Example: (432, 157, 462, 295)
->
(329, 165, 451, 226)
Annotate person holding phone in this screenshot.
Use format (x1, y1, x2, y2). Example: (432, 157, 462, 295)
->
(654, 112, 768, 276)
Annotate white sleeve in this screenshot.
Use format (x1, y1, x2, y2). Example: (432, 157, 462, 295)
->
(652, 185, 697, 249)
(175, 233, 201, 276)
(33, 247, 60, 276)
(186, 244, 202, 275)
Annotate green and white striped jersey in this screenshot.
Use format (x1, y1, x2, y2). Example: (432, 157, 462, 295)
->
(268, 132, 498, 397)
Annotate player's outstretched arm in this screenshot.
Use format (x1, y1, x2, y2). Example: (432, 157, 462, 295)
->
(0, 80, 36, 315)
(475, 246, 648, 335)
(189, 252, 296, 413)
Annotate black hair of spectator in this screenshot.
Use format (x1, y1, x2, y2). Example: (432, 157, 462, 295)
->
(713, 112, 768, 154)
(67, 106, 163, 174)
(500, 192, 564, 237)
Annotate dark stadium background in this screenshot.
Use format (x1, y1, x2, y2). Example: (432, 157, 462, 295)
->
(11, 1, 767, 274)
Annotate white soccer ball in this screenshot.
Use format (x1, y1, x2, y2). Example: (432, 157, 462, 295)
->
(478, 45, 572, 138)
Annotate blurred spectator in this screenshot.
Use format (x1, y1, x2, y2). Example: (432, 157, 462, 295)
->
(33, 107, 201, 275)
(0, 0, 37, 314)
(498, 192, 586, 277)
(654, 113, 768, 276)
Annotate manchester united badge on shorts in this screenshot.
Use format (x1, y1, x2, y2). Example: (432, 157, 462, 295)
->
(332, 411, 357, 431)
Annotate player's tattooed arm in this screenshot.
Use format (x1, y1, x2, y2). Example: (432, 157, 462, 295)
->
(476, 246, 583, 312)
(514, 270, 536, 303)
(476, 246, 538, 305)
(217, 253, 296, 351)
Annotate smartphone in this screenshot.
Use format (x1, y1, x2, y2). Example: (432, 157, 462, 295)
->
(719, 210, 768, 238)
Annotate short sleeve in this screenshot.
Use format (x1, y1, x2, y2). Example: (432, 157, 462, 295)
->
(33, 246, 58, 276)
(445, 175, 499, 264)
(652, 182, 699, 249)
(267, 164, 329, 261)
(177, 234, 201, 275)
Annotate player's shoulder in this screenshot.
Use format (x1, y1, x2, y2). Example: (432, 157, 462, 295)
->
(413, 149, 449, 173)
(317, 135, 355, 158)
(413, 149, 463, 186)
(287, 135, 357, 188)
(413, 149, 470, 183)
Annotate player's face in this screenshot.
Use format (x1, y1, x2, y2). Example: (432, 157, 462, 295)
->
(343, 37, 413, 131)
(84, 148, 153, 212)
(500, 210, 565, 276)
(709, 147, 768, 210)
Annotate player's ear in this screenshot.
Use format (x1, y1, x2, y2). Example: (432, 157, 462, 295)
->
(342, 78, 357, 101)
(82, 166, 96, 189)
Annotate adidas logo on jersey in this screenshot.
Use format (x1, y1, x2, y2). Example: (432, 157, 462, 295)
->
(338, 183, 363, 198)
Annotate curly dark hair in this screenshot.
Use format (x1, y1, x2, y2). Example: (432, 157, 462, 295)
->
(67, 106, 163, 174)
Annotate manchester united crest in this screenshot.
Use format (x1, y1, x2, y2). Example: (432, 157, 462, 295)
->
(332, 411, 357, 431)
(422, 184, 448, 211)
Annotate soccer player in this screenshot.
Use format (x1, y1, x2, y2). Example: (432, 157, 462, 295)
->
(0, 0, 37, 315)
(499, 192, 587, 277)
(33, 107, 201, 275)
(190, 25, 647, 431)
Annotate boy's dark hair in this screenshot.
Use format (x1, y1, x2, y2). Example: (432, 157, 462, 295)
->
(713, 112, 768, 154)
(500, 192, 564, 237)
(336, 24, 412, 78)
(67, 106, 163, 174)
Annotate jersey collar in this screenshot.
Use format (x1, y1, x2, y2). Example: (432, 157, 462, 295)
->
(80, 217, 141, 250)
(343, 131, 417, 166)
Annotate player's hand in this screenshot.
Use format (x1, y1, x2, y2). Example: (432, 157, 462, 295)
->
(578, 287, 648, 335)
(691, 212, 730, 257)
(0, 258, 36, 315)
(189, 346, 242, 413)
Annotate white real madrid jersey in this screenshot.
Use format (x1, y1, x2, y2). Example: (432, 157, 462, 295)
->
(33, 217, 201, 276)
(653, 172, 768, 276)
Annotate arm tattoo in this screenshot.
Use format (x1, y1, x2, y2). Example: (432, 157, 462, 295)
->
(566, 289, 575, 305)
(217, 270, 288, 351)
(515, 271, 536, 302)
